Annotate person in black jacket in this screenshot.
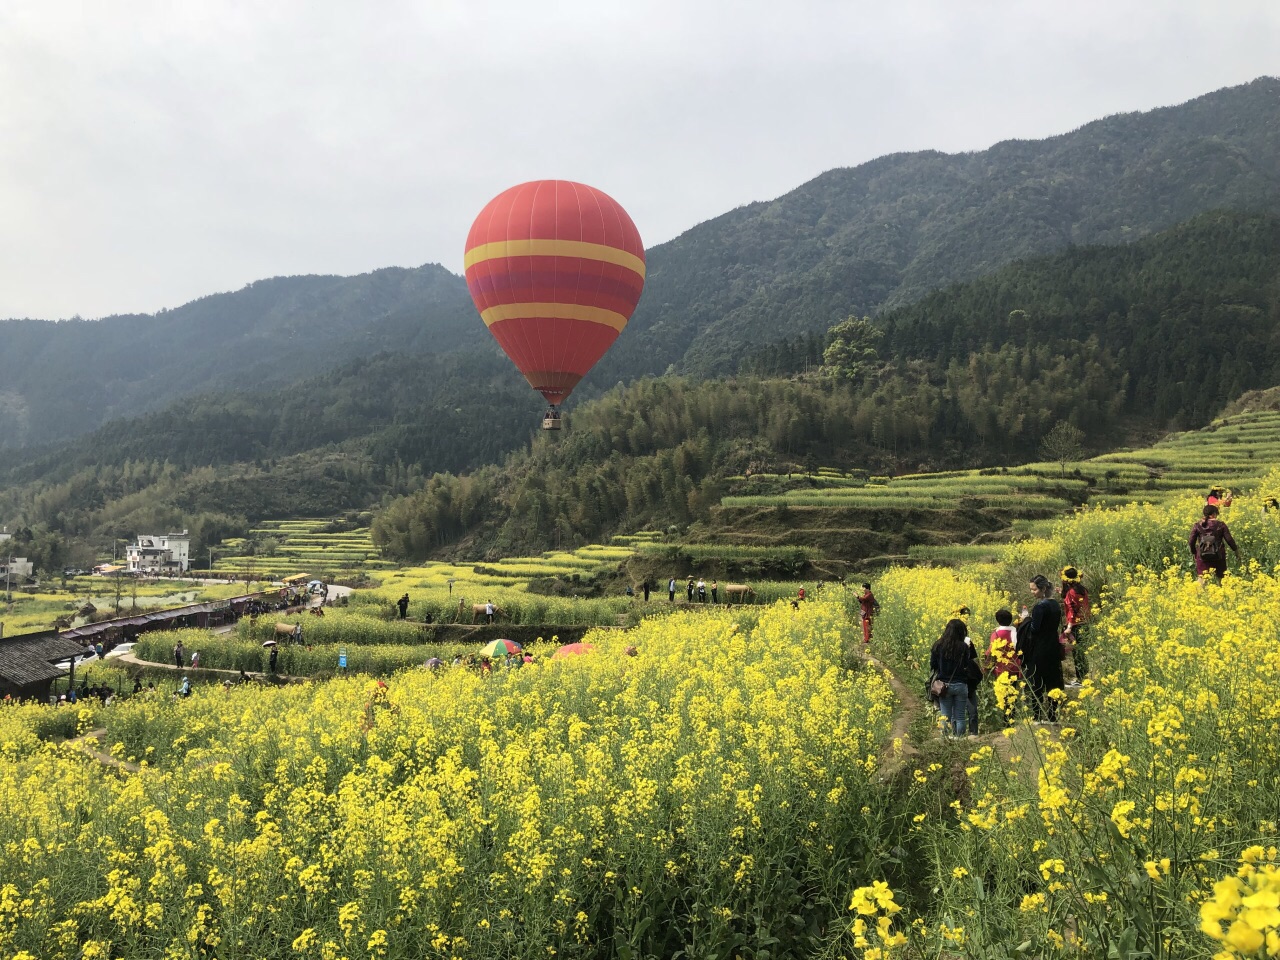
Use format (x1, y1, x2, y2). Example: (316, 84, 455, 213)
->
(1016, 574, 1064, 722)
(930, 619, 977, 736)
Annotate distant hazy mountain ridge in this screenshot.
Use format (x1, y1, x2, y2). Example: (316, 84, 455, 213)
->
(2, 78, 1278, 451)
(0, 265, 482, 448)
(609, 77, 1280, 379)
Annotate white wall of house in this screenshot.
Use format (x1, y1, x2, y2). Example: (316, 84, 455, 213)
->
(0, 558, 33, 579)
(126, 531, 191, 574)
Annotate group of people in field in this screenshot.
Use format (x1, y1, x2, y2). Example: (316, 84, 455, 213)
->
(927, 568, 1091, 735)
(658, 577, 720, 603)
(924, 486, 1250, 736)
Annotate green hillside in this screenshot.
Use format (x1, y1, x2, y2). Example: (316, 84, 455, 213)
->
(369, 211, 1280, 562)
(606, 76, 1280, 380)
(3, 77, 1279, 452)
(702, 407, 1280, 569)
(0, 264, 483, 449)
(7, 209, 1279, 572)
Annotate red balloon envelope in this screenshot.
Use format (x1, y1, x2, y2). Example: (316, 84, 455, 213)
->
(464, 180, 645, 405)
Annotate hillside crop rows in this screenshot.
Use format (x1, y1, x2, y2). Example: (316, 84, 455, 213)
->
(211, 520, 388, 576)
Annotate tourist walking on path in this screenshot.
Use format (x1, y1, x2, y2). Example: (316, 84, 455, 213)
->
(397, 594, 410, 619)
(697, 579, 707, 603)
(963, 629, 982, 736)
(1059, 567, 1091, 684)
(710, 580, 718, 603)
(1189, 503, 1240, 581)
(173, 640, 185, 669)
(1016, 575, 1064, 722)
(642, 579, 651, 601)
(930, 619, 977, 736)
(858, 582, 880, 644)
(268, 645, 279, 674)
(686, 577, 695, 603)
(985, 608, 1023, 726)
(668, 577, 676, 602)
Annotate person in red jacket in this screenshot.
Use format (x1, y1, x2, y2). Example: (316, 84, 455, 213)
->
(1059, 566, 1091, 685)
(1189, 504, 1241, 581)
(857, 583, 880, 643)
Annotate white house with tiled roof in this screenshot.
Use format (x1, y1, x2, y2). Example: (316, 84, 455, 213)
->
(126, 531, 191, 575)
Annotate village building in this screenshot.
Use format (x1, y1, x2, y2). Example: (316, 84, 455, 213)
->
(0, 557, 34, 581)
(126, 531, 191, 575)
(0, 629, 85, 701)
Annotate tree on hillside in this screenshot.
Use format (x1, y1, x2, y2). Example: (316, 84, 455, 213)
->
(1041, 421, 1086, 477)
(821, 317, 882, 382)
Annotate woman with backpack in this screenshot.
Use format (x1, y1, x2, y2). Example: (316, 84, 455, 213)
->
(1060, 567, 1091, 685)
(1189, 504, 1240, 581)
(929, 619, 978, 736)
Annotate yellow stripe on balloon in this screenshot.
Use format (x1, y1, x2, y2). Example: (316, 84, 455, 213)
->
(464, 239, 646, 279)
(480, 302, 629, 332)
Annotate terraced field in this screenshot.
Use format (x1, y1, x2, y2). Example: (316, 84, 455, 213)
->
(208, 519, 390, 577)
(706, 409, 1280, 568)
(722, 471, 1089, 511)
(1086, 409, 1280, 507)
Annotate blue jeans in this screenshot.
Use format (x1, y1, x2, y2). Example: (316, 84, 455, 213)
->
(940, 681, 969, 736)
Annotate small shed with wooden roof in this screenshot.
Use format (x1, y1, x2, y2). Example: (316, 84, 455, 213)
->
(0, 629, 86, 701)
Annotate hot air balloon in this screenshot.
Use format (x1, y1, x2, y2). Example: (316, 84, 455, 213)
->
(464, 180, 645, 430)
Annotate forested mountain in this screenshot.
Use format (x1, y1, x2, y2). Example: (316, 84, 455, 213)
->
(373, 210, 1280, 559)
(3, 349, 541, 486)
(0, 264, 482, 448)
(603, 77, 1280, 380)
(0, 348, 545, 567)
(6, 208, 1280, 569)
(3, 77, 1279, 454)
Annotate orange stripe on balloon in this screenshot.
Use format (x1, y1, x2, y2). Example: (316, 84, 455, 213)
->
(479, 302, 629, 332)
(464, 239, 646, 279)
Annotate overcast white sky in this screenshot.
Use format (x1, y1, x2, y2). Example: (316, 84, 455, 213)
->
(1, 0, 1277, 320)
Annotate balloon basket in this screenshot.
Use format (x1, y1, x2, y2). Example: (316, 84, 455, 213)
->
(541, 413, 562, 431)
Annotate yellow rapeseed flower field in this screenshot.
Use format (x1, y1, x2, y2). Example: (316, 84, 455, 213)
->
(6, 474, 1280, 958)
(0, 600, 898, 958)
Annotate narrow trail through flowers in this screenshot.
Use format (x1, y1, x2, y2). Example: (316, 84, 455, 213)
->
(65, 727, 140, 773)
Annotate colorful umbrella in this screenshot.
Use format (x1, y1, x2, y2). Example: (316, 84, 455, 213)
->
(552, 642, 597, 659)
(479, 638, 522, 658)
